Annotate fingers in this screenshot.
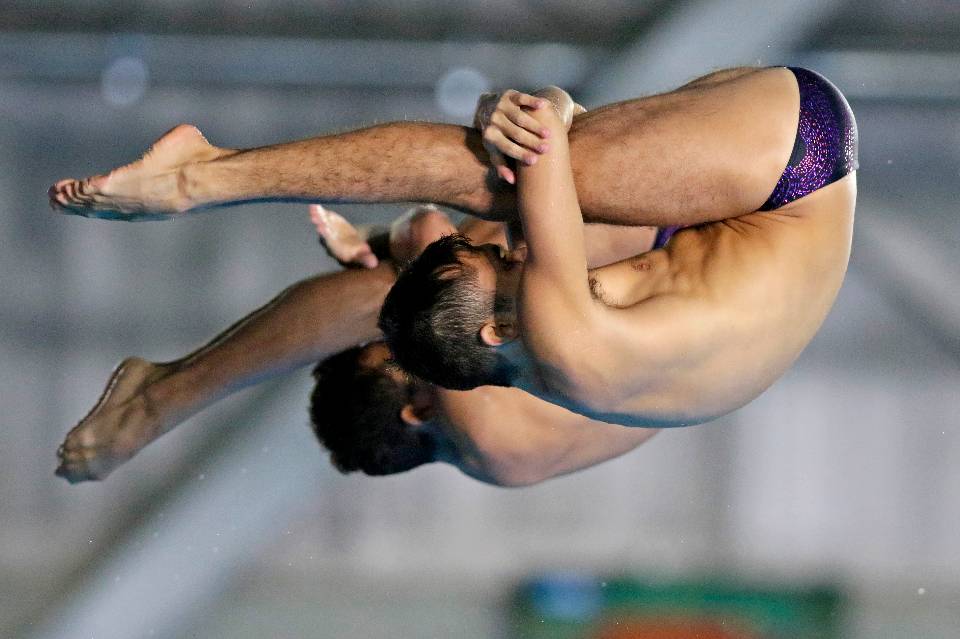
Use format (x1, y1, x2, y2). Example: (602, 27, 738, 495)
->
(505, 90, 546, 111)
(482, 127, 539, 167)
(476, 90, 554, 181)
(491, 111, 549, 151)
(485, 147, 515, 185)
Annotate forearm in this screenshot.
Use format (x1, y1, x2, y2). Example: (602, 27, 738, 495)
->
(517, 105, 590, 299)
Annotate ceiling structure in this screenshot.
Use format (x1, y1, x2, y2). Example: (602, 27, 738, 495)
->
(3, 1, 958, 637)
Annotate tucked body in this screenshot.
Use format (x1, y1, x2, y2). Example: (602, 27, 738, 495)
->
(380, 67, 857, 427)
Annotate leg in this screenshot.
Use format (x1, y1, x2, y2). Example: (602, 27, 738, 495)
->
(51, 67, 800, 227)
(56, 263, 396, 482)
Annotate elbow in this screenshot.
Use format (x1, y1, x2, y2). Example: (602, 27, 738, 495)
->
(491, 465, 548, 488)
(483, 448, 551, 487)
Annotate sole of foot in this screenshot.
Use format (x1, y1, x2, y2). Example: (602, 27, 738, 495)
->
(56, 357, 167, 483)
(49, 124, 229, 221)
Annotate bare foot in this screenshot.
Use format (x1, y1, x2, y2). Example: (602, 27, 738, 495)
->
(49, 124, 231, 221)
(56, 358, 173, 482)
(310, 204, 379, 269)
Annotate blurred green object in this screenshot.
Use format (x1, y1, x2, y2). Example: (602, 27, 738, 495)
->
(511, 573, 844, 639)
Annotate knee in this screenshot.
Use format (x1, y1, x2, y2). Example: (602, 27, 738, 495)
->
(407, 205, 455, 239)
(389, 205, 457, 260)
(681, 66, 760, 89)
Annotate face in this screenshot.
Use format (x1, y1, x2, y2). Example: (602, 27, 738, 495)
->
(461, 243, 525, 302)
(358, 342, 436, 427)
(357, 342, 407, 385)
(458, 243, 525, 347)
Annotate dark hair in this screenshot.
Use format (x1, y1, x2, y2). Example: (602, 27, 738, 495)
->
(378, 233, 516, 390)
(309, 345, 434, 476)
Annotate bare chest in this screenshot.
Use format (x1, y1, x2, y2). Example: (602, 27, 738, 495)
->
(587, 251, 673, 309)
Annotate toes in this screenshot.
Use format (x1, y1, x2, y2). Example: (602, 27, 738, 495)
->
(86, 174, 109, 190)
(48, 178, 108, 213)
(56, 462, 96, 484)
(55, 449, 108, 483)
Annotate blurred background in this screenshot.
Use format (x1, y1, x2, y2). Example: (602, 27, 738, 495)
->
(1, 1, 959, 637)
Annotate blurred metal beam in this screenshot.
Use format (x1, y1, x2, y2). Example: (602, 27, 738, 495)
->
(855, 216, 960, 360)
(0, 32, 604, 91)
(798, 50, 960, 101)
(575, 0, 848, 574)
(582, 0, 844, 103)
(22, 380, 326, 639)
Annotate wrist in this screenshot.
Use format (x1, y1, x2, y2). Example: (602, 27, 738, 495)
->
(532, 86, 574, 130)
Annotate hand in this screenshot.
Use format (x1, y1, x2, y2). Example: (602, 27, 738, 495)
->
(474, 90, 551, 185)
(310, 204, 379, 269)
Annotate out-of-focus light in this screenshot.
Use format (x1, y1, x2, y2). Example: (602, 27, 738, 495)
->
(101, 56, 149, 108)
(435, 67, 490, 119)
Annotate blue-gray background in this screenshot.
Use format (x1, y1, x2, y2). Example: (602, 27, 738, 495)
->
(1, 1, 958, 637)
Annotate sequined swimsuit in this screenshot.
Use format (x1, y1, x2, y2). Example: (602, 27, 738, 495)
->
(653, 66, 859, 249)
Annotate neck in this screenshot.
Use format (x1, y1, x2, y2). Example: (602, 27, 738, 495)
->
(421, 419, 460, 465)
(496, 338, 545, 396)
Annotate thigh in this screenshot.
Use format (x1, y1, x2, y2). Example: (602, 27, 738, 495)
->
(569, 67, 800, 227)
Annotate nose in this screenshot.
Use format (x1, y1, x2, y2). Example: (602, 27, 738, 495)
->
(507, 245, 528, 262)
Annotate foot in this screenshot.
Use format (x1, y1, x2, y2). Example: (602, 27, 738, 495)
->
(49, 124, 230, 221)
(56, 358, 174, 483)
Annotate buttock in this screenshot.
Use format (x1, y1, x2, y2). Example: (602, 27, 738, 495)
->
(760, 67, 859, 210)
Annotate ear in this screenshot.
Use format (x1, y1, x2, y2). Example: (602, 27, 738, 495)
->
(399, 402, 435, 427)
(479, 320, 518, 347)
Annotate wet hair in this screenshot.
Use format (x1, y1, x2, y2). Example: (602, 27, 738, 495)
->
(309, 345, 434, 476)
(378, 233, 516, 391)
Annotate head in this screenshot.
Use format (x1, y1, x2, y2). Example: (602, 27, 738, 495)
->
(378, 233, 524, 391)
(309, 342, 436, 476)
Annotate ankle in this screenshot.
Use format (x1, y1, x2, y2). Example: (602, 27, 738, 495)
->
(141, 360, 201, 412)
(176, 162, 207, 212)
(179, 148, 240, 211)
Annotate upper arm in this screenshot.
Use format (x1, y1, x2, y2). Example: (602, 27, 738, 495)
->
(445, 387, 658, 487)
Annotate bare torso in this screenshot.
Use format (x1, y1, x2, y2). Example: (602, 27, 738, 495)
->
(524, 174, 856, 427)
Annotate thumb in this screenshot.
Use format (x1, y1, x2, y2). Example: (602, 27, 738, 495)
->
(489, 149, 515, 184)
